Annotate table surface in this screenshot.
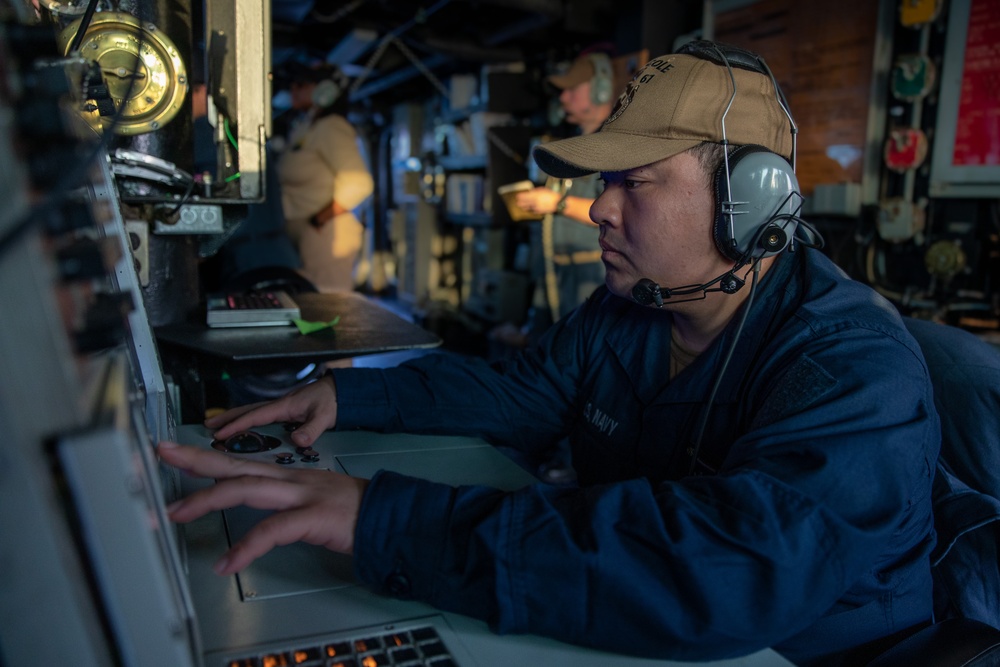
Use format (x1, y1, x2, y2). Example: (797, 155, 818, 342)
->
(155, 291, 441, 366)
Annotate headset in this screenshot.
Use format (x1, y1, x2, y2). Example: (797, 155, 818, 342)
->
(677, 40, 803, 266)
(656, 41, 823, 476)
(588, 52, 614, 105)
(310, 65, 349, 109)
(631, 41, 821, 310)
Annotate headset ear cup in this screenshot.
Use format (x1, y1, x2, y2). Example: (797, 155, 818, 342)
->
(588, 53, 614, 105)
(712, 144, 799, 262)
(312, 79, 342, 108)
(759, 224, 788, 254)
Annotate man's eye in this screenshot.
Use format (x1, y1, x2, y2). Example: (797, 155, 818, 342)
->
(624, 179, 639, 189)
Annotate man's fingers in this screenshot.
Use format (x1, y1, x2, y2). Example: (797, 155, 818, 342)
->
(204, 402, 270, 428)
(166, 474, 305, 523)
(289, 421, 324, 447)
(208, 378, 337, 441)
(211, 402, 292, 440)
(218, 507, 343, 574)
(159, 440, 365, 575)
(158, 441, 283, 482)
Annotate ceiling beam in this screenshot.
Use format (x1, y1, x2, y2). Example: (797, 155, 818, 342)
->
(349, 53, 453, 100)
(326, 27, 379, 65)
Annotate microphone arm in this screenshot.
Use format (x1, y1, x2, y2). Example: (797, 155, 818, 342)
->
(631, 267, 747, 307)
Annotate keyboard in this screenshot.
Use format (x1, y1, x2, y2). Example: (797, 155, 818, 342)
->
(224, 624, 457, 666)
(206, 290, 301, 328)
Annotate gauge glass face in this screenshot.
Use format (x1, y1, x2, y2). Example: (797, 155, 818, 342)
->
(59, 12, 187, 135)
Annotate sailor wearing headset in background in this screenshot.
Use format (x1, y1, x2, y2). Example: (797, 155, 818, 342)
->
(495, 45, 621, 482)
(278, 63, 374, 294)
(160, 41, 940, 665)
(511, 46, 618, 326)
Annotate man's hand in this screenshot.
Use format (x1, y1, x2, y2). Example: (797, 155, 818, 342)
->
(205, 375, 338, 448)
(159, 441, 368, 575)
(310, 200, 350, 229)
(514, 186, 563, 216)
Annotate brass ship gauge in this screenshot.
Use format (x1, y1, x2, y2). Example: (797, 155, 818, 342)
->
(58, 12, 188, 135)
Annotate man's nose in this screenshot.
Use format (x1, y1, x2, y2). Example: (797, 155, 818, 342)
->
(590, 190, 616, 227)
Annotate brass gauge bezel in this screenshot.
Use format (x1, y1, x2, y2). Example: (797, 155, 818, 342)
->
(58, 12, 188, 136)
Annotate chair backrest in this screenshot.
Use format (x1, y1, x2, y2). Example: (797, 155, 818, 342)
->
(903, 317, 1000, 627)
(905, 318, 1000, 497)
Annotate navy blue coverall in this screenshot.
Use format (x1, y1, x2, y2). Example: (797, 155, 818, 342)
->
(332, 248, 940, 665)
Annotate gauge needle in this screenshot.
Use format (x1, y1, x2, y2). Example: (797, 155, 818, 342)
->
(103, 67, 146, 80)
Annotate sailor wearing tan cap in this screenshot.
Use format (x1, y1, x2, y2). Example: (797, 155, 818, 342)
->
(511, 48, 617, 324)
(160, 41, 940, 665)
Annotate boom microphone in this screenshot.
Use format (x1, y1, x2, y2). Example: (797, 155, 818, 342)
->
(631, 269, 747, 307)
(632, 279, 663, 307)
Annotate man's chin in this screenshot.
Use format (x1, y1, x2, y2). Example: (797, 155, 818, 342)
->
(603, 275, 635, 302)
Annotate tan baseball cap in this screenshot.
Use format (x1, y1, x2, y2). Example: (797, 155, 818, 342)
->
(533, 52, 793, 178)
(547, 55, 596, 90)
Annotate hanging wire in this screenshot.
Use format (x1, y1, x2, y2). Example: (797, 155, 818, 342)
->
(487, 130, 524, 165)
(160, 179, 196, 216)
(686, 263, 761, 475)
(349, 34, 394, 94)
(66, 0, 101, 53)
(349, 0, 454, 94)
(222, 116, 240, 182)
(390, 37, 450, 98)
